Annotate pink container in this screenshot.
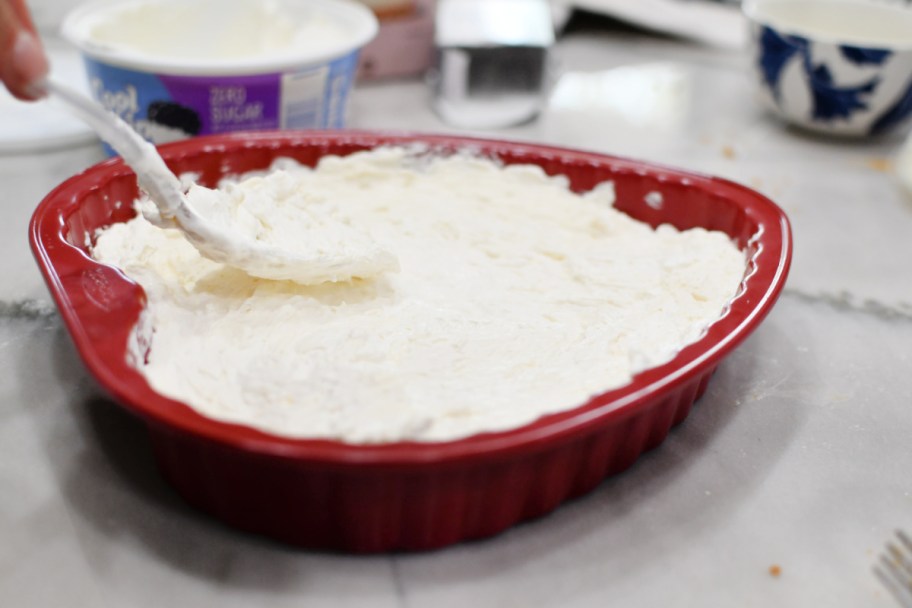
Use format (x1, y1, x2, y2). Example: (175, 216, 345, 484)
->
(30, 131, 792, 552)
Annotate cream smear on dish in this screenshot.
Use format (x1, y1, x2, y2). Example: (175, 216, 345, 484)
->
(92, 148, 746, 443)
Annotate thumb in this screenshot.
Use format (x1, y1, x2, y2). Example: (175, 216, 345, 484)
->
(0, 0, 49, 100)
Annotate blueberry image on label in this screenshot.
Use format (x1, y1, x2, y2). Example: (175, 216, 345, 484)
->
(144, 101, 203, 144)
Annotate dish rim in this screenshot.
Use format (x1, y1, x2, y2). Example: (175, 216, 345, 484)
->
(29, 130, 792, 467)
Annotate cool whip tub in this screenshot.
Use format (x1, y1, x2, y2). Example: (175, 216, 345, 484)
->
(62, 0, 377, 147)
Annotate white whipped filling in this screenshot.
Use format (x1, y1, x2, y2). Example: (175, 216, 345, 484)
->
(92, 148, 746, 443)
(148, 176, 399, 284)
(121, 129, 396, 285)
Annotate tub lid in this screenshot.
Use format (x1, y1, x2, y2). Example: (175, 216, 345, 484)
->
(62, 0, 378, 76)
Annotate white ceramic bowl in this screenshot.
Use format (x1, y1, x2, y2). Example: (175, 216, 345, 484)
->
(62, 0, 377, 149)
(744, 0, 912, 137)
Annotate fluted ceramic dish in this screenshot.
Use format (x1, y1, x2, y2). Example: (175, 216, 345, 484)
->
(30, 131, 792, 552)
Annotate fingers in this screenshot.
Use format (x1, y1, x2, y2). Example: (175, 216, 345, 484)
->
(0, 0, 48, 100)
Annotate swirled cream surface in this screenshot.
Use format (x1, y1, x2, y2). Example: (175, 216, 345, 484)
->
(92, 148, 746, 443)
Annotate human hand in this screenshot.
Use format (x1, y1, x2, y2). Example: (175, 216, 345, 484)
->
(0, 0, 48, 100)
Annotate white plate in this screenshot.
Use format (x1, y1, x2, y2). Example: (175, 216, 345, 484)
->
(0, 44, 96, 154)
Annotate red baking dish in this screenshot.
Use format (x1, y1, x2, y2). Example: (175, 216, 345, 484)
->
(30, 131, 791, 552)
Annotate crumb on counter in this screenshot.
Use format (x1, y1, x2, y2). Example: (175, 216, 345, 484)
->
(769, 564, 782, 578)
(866, 157, 893, 173)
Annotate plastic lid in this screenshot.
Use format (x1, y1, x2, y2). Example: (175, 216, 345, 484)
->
(62, 0, 378, 76)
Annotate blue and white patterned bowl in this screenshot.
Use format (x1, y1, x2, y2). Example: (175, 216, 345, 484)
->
(745, 0, 912, 137)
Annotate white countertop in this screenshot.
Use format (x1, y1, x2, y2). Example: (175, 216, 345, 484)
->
(3, 27, 912, 607)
